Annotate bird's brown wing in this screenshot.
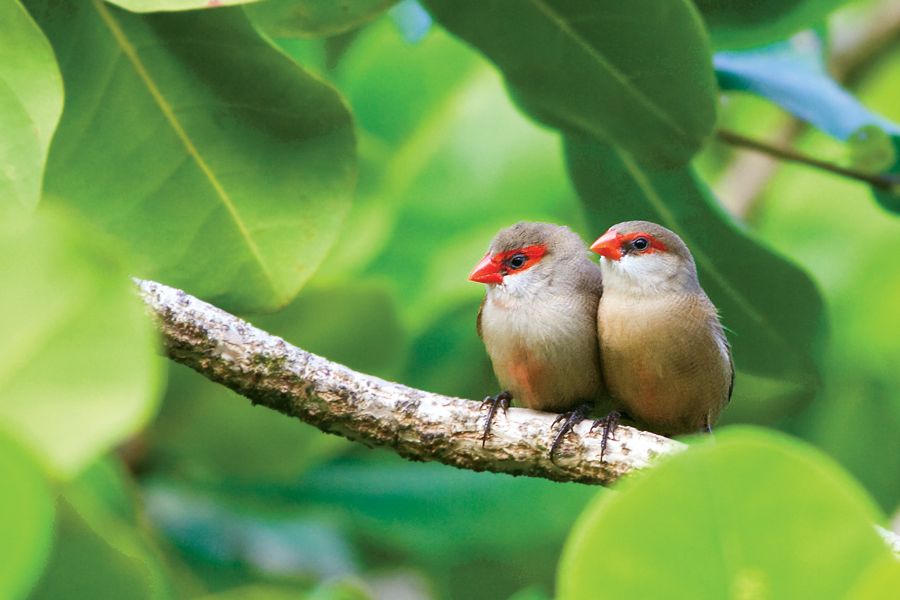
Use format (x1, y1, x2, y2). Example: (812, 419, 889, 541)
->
(476, 297, 485, 339)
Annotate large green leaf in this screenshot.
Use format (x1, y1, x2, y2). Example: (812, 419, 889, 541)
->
(31, 461, 174, 600)
(0, 0, 63, 209)
(0, 430, 54, 600)
(423, 0, 717, 167)
(0, 209, 160, 477)
(558, 428, 893, 599)
(29, 0, 356, 313)
(566, 138, 825, 418)
(245, 0, 399, 38)
(694, 0, 845, 49)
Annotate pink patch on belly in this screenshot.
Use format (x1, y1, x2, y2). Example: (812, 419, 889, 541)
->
(508, 357, 545, 407)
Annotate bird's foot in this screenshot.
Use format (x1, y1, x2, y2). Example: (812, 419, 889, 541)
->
(480, 391, 512, 447)
(589, 410, 622, 462)
(549, 402, 593, 459)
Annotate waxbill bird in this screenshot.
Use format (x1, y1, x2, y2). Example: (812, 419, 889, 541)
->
(590, 221, 733, 438)
(469, 222, 606, 455)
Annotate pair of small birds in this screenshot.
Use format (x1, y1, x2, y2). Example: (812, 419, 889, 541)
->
(470, 221, 733, 457)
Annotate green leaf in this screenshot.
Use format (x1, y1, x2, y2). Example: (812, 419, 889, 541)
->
(847, 557, 900, 600)
(422, 0, 717, 167)
(558, 427, 893, 599)
(695, 0, 845, 49)
(0, 430, 54, 600)
(0, 0, 63, 209)
(565, 138, 825, 415)
(29, 0, 356, 313)
(873, 136, 900, 213)
(0, 209, 161, 477)
(31, 464, 174, 600)
(245, 0, 399, 38)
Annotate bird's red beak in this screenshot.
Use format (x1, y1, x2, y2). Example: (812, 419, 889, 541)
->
(590, 229, 623, 261)
(468, 252, 504, 284)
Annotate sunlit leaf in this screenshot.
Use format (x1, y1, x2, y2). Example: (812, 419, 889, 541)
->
(423, 0, 717, 167)
(0, 209, 160, 477)
(695, 0, 845, 49)
(0, 0, 63, 209)
(566, 138, 825, 417)
(106, 0, 256, 11)
(846, 557, 900, 600)
(246, 0, 398, 38)
(28, 0, 356, 313)
(0, 430, 54, 600)
(558, 428, 892, 599)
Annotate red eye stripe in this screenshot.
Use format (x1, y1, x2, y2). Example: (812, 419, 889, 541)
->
(618, 232, 667, 253)
(493, 244, 547, 271)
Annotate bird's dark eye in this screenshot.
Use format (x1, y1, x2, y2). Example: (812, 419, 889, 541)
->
(632, 237, 649, 251)
(507, 254, 528, 269)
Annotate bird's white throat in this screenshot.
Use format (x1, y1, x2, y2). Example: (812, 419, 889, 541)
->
(600, 254, 689, 296)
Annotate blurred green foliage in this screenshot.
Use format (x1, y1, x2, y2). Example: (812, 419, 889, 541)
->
(1, 0, 899, 598)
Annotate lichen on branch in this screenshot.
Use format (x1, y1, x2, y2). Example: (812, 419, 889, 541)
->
(136, 279, 680, 486)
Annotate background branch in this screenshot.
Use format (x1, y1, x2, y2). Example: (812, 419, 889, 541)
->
(137, 279, 679, 486)
(716, 128, 900, 191)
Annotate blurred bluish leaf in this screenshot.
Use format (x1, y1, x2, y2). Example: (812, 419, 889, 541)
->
(32, 459, 175, 600)
(149, 459, 599, 599)
(0, 209, 160, 477)
(566, 138, 826, 419)
(0, 0, 62, 209)
(558, 428, 893, 599)
(715, 37, 900, 139)
(423, 0, 717, 167)
(389, 0, 431, 42)
(28, 0, 356, 313)
(145, 482, 358, 581)
(245, 0, 398, 38)
(0, 430, 54, 600)
(695, 0, 845, 49)
(715, 36, 900, 211)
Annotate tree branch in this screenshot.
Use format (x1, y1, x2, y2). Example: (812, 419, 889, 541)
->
(136, 279, 679, 486)
(137, 279, 900, 554)
(716, 129, 900, 192)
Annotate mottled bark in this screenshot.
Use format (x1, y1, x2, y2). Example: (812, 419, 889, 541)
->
(136, 279, 679, 486)
(136, 279, 900, 554)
